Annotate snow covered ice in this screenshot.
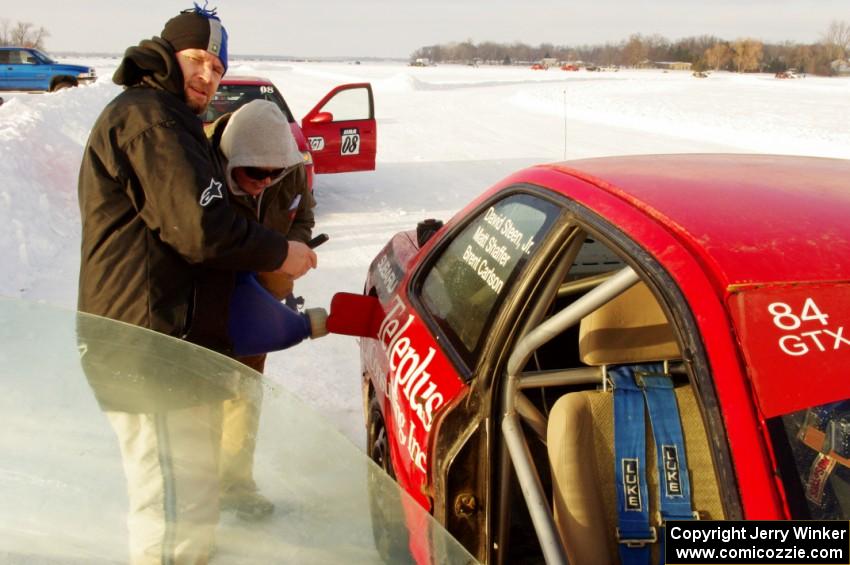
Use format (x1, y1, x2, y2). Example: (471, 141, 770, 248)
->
(2, 58, 849, 447)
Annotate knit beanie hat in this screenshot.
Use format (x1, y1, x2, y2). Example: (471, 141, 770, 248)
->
(220, 100, 303, 195)
(161, 3, 228, 71)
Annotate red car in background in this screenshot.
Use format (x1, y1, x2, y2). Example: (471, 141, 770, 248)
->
(337, 154, 850, 563)
(204, 76, 377, 190)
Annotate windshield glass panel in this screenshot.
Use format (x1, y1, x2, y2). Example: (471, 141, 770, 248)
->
(0, 298, 475, 563)
(32, 49, 55, 64)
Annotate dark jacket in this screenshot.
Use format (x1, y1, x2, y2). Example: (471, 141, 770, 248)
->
(207, 112, 316, 300)
(77, 38, 288, 354)
(206, 112, 316, 243)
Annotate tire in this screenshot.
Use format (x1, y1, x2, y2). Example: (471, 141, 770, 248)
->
(367, 393, 395, 478)
(366, 392, 413, 563)
(50, 77, 78, 92)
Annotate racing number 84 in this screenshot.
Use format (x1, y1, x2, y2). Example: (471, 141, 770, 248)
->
(766, 298, 850, 357)
(768, 298, 828, 331)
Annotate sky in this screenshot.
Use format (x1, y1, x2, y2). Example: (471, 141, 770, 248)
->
(3, 0, 849, 59)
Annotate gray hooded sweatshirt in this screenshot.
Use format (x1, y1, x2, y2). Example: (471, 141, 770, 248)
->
(218, 99, 303, 196)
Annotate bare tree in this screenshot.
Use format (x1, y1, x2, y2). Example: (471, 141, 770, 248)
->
(622, 34, 648, 67)
(29, 25, 49, 49)
(410, 31, 845, 75)
(704, 43, 731, 70)
(7, 20, 49, 49)
(731, 39, 763, 72)
(822, 20, 850, 61)
(11, 22, 32, 46)
(0, 18, 10, 45)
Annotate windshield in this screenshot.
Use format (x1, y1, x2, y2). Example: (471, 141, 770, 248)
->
(31, 49, 55, 64)
(0, 298, 475, 564)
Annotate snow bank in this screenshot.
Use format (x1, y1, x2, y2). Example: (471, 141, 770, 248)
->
(0, 81, 119, 299)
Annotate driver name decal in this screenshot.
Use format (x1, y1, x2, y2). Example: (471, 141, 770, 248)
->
(460, 206, 538, 297)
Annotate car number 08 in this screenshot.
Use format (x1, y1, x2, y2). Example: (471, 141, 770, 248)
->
(341, 129, 360, 156)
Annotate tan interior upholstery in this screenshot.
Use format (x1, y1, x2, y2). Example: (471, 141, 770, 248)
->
(546, 282, 724, 564)
(578, 282, 679, 366)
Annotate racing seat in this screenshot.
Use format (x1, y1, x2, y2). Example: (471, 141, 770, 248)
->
(546, 282, 724, 564)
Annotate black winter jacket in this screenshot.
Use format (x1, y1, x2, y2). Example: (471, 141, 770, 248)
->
(78, 38, 288, 354)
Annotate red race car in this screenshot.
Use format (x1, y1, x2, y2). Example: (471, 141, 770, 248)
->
(334, 154, 850, 563)
(204, 76, 377, 189)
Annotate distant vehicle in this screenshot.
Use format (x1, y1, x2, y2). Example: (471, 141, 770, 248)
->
(204, 76, 377, 190)
(775, 70, 798, 79)
(530, 63, 546, 70)
(693, 71, 709, 78)
(560, 64, 579, 71)
(346, 154, 850, 563)
(0, 47, 96, 92)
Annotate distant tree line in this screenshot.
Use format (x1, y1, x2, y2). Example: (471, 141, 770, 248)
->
(412, 20, 850, 75)
(0, 19, 50, 50)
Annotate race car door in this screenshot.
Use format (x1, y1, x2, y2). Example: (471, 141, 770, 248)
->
(301, 83, 376, 174)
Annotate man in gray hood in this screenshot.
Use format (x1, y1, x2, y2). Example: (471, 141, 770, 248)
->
(207, 99, 316, 520)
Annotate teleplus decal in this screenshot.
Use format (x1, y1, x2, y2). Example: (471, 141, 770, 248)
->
(378, 295, 444, 473)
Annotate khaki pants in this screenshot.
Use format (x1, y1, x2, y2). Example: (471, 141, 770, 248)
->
(220, 272, 287, 497)
(107, 404, 222, 565)
(219, 354, 266, 495)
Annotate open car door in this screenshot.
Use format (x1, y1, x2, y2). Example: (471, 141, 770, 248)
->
(301, 83, 376, 174)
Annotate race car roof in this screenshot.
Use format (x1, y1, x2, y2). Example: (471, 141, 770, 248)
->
(543, 154, 850, 287)
(218, 75, 272, 85)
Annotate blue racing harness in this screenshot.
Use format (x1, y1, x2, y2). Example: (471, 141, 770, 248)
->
(611, 363, 697, 564)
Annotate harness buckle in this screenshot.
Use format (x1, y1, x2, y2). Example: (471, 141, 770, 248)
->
(616, 526, 657, 547)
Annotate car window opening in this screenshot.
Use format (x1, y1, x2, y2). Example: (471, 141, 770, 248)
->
(491, 227, 725, 564)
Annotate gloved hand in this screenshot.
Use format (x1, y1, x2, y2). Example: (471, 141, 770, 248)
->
(274, 241, 316, 278)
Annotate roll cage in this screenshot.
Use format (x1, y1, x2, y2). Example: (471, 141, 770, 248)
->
(484, 216, 742, 564)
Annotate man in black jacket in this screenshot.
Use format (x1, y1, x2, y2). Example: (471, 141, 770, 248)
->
(78, 7, 316, 353)
(77, 6, 316, 562)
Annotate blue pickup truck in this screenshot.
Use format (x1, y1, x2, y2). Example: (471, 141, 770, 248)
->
(0, 47, 96, 92)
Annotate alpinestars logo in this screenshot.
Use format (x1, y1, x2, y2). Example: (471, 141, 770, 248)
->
(199, 178, 223, 207)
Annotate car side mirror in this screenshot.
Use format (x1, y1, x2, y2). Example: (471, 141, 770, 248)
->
(417, 218, 444, 247)
(309, 111, 334, 124)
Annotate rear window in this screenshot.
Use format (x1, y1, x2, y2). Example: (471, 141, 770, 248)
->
(770, 401, 850, 519)
(203, 83, 294, 124)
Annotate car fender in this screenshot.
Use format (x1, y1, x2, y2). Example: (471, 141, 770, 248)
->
(363, 231, 469, 510)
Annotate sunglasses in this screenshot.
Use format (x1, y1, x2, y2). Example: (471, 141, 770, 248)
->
(242, 166, 285, 181)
